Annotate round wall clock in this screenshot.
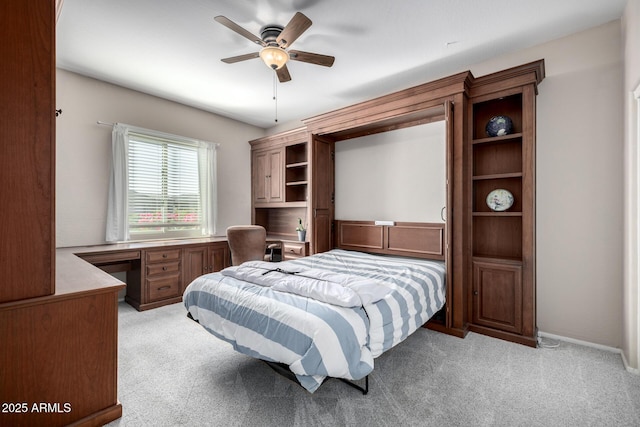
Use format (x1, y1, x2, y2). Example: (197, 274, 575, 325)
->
(486, 189, 514, 211)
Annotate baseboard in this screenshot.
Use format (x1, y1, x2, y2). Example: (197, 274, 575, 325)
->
(538, 331, 620, 353)
(538, 331, 640, 376)
(620, 351, 640, 375)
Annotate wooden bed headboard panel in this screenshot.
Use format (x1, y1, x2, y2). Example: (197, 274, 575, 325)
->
(334, 220, 445, 260)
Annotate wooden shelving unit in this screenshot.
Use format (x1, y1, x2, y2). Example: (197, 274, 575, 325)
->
(467, 81, 539, 347)
(250, 129, 314, 245)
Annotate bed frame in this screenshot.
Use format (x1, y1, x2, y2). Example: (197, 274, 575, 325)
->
(334, 220, 445, 261)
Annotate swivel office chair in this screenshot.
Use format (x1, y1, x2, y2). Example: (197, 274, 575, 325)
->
(226, 225, 278, 266)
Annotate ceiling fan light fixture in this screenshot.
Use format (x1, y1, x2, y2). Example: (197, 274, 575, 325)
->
(259, 46, 289, 70)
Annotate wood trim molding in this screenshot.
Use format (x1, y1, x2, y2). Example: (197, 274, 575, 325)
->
(249, 127, 308, 149)
(468, 59, 545, 97)
(303, 72, 472, 136)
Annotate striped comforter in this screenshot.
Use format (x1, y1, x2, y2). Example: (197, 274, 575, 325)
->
(183, 249, 445, 392)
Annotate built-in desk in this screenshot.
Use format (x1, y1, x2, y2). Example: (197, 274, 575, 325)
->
(66, 236, 307, 312)
(68, 237, 230, 311)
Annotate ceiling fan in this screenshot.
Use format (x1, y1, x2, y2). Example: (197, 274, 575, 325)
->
(214, 12, 335, 83)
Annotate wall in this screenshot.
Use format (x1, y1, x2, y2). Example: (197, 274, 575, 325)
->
(55, 69, 264, 247)
(623, 0, 640, 371)
(469, 21, 624, 348)
(334, 122, 446, 222)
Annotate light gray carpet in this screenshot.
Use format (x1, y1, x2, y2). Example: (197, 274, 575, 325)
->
(106, 302, 640, 427)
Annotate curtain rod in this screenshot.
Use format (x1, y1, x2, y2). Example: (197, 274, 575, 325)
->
(95, 121, 220, 147)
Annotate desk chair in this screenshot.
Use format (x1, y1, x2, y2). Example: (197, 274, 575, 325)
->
(226, 225, 279, 266)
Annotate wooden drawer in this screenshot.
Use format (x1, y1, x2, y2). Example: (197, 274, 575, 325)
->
(282, 242, 308, 259)
(146, 274, 181, 302)
(146, 260, 180, 277)
(145, 248, 181, 263)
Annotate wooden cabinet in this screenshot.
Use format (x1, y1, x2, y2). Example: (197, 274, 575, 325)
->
(0, 0, 55, 303)
(473, 260, 523, 333)
(126, 248, 182, 310)
(0, 289, 122, 427)
(253, 148, 284, 204)
(183, 242, 230, 289)
(2, 3, 124, 425)
(1, 250, 125, 427)
(467, 62, 542, 347)
(250, 128, 322, 251)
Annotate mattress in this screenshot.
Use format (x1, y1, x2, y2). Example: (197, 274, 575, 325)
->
(183, 249, 445, 392)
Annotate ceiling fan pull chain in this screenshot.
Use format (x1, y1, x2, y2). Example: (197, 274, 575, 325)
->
(273, 71, 278, 123)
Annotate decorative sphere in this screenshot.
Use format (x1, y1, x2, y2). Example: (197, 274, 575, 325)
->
(485, 115, 513, 137)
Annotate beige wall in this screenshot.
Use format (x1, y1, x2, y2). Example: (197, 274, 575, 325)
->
(334, 121, 446, 223)
(55, 69, 264, 247)
(469, 21, 624, 348)
(623, 0, 640, 372)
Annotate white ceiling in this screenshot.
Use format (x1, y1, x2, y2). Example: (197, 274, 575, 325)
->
(56, 0, 627, 129)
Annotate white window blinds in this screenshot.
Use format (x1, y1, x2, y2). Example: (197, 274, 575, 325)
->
(106, 123, 218, 242)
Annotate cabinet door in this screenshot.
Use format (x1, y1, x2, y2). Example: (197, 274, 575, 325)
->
(183, 243, 229, 290)
(253, 150, 269, 203)
(210, 243, 230, 272)
(268, 149, 284, 202)
(473, 261, 522, 334)
(1, 0, 55, 303)
(253, 148, 284, 203)
(310, 135, 334, 254)
(183, 245, 209, 289)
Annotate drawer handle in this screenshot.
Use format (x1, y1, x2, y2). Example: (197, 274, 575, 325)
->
(162, 253, 168, 258)
(162, 266, 167, 271)
(289, 249, 295, 252)
(157, 285, 171, 291)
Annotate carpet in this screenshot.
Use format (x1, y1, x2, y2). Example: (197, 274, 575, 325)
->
(106, 302, 640, 427)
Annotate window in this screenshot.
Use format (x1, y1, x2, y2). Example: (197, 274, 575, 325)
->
(106, 124, 218, 242)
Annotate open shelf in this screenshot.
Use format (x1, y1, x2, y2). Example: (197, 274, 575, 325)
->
(473, 177, 522, 213)
(472, 94, 523, 140)
(285, 142, 308, 202)
(473, 139, 522, 177)
(472, 216, 523, 260)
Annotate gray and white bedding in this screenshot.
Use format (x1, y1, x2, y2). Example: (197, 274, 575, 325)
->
(183, 249, 445, 392)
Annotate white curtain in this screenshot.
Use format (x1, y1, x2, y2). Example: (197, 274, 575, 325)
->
(55, 0, 64, 24)
(105, 124, 130, 242)
(198, 140, 218, 237)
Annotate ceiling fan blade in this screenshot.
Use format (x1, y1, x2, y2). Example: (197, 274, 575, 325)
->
(276, 12, 312, 48)
(276, 65, 292, 83)
(214, 15, 265, 46)
(221, 52, 260, 64)
(289, 50, 335, 67)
